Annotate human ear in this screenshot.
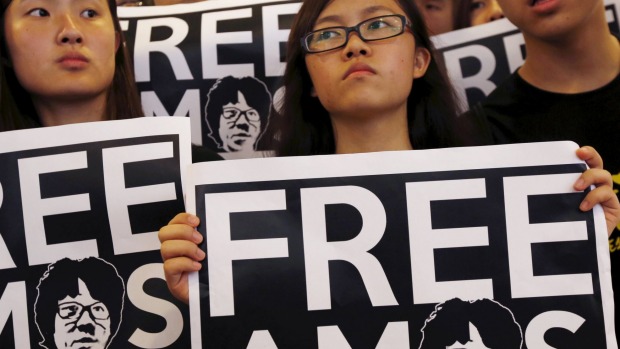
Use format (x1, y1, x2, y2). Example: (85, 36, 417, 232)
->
(412, 47, 431, 79)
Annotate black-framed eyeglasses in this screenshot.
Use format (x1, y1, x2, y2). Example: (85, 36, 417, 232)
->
(301, 14, 411, 54)
(58, 301, 110, 321)
(222, 107, 260, 122)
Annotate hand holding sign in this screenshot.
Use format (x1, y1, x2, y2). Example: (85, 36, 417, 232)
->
(159, 212, 205, 304)
(574, 146, 620, 236)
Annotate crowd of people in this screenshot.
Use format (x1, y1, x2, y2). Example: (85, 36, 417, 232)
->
(1, 0, 619, 346)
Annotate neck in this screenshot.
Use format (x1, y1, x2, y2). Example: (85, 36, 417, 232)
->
(331, 106, 412, 154)
(32, 93, 108, 127)
(519, 11, 620, 93)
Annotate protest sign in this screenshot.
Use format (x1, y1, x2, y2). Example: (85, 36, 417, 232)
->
(118, 0, 301, 158)
(187, 141, 615, 348)
(0, 117, 192, 348)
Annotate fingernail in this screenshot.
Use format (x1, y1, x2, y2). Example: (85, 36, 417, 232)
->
(192, 230, 203, 243)
(196, 248, 206, 260)
(193, 261, 202, 270)
(575, 179, 585, 189)
(580, 201, 590, 211)
(188, 215, 199, 225)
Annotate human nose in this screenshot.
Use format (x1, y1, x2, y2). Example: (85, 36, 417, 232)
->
(342, 31, 371, 59)
(488, 0, 504, 22)
(56, 14, 84, 45)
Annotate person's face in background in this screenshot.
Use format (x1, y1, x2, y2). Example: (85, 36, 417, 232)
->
(415, 0, 454, 35)
(496, 0, 602, 40)
(469, 0, 504, 26)
(3, 0, 118, 105)
(218, 91, 261, 152)
(446, 322, 491, 349)
(54, 278, 112, 349)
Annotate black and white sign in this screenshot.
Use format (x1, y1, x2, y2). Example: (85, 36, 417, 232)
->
(187, 142, 615, 348)
(118, 0, 302, 158)
(0, 117, 192, 348)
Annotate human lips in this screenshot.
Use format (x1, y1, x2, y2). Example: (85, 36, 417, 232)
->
(343, 62, 376, 80)
(529, 0, 558, 10)
(57, 52, 89, 68)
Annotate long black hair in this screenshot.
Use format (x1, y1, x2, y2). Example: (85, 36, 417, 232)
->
(265, 0, 461, 156)
(0, 0, 144, 131)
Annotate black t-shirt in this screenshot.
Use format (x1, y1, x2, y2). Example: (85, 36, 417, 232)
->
(465, 67, 620, 331)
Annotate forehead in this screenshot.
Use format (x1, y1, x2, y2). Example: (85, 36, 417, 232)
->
(315, 0, 404, 26)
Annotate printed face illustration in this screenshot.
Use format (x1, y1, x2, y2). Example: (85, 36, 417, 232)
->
(446, 322, 491, 349)
(218, 91, 262, 152)
(54, 278, 112, 349)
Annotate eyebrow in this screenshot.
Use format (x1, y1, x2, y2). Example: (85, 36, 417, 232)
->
(314, 5, 398, 27)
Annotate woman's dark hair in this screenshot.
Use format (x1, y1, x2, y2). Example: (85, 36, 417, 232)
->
(453, 0, 473, 30)
(0, 0, 144, 131)
(265, 0, 461, 156)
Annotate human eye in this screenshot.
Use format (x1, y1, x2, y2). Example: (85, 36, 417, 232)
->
(470, 0, 486, 11)
(363, 16, 401, 33)
(365, 19, 390, 31)
(81, 9, 99, 18)
(27, 8, 49, 17)
(423, 0, 444, 11)
(313, 29, 342, 42)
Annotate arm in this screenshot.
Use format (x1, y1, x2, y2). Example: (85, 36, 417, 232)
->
(573, 146, 620, 237)
(159, 213, 205, 304)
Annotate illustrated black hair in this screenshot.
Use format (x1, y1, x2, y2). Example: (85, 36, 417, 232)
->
(419, 298, 523, 349)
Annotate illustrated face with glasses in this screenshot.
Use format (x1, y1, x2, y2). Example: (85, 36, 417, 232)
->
(54, 278, 112, 349)
(301, 14, 411, 53)
(219, 91, 262, 152)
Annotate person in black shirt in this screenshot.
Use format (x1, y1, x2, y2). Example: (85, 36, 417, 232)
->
(464, 0, 620, 333)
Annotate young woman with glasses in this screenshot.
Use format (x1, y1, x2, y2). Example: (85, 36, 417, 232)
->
(159, 0, 620, 304)
(270, 0, 461, 156)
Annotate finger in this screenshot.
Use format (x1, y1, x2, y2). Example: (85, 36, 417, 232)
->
(580, 186, 620, 237)
(576, 146, 603, 169)
(163, 258, 199, 304)
(167, 212, 201, 227)
(159, 223, 203, 244)
(574, 168, 612, 192)
(579, 186, 616, 212)
(164, 257, 202, 279)
(161, 240, 206, 262)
